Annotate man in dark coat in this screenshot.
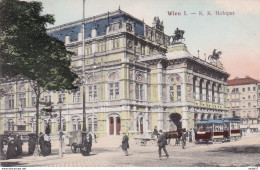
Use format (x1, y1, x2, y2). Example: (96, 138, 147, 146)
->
(153, 126, 159, 138)
(39, 132, 45, 156)
(181, 129, 187, 149)
(16, 135, 23, 156)
(28, 134, 36, 155)
(88, 133, 92, 152)
(121, 133, 129, 156)
(157, 130, 169, 159)
(6, 134, 17, 159)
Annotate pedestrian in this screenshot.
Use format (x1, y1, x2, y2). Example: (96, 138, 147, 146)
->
(181, 129, 187, 149)
(88, 132, 92, 152)
(153, 126, 159, 138)
(94, 133, 97, 143)
(16, 135, 23, 156)
(39, 132, 45, 156)
(28, 134, 36, 155)
(189, 129, 192, 143)
(6, 134, 17, 159)
(121, 133, 129, 156)
(58, 132, 65, 154)
(157, 130, 169, 159)
(44, 133, 51, 155)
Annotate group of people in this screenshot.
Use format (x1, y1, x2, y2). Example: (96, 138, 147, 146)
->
(5, 134, 23, 159)
(120, 126, 196, 159)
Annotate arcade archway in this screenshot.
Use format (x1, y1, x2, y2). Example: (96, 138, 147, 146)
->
(169, 113, 182, 131)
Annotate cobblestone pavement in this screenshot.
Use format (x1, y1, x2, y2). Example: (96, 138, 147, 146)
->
(1, 134, 260, 167)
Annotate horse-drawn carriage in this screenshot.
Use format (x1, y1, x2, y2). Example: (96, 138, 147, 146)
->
(69, 130, 91, 156)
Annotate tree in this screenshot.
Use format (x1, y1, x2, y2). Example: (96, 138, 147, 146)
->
(0, 0, 78, 155)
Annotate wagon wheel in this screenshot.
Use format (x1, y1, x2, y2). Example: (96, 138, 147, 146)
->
(150, 139, 156, 145)
(141, 139, 147, 146)
(71, 143, 77, 153)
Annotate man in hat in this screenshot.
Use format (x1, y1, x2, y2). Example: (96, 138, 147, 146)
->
(153, 126, 159, 138)
(157, 130, 169, 159)
(39, 132, 45, 156)
(16, 135, 23, 156)
(121, 132, 129, 156)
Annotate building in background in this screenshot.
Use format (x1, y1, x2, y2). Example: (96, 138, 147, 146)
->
(227, 76, 260, 133)
(0, 9, 230, 137)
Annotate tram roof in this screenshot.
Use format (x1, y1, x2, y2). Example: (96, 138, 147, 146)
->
(197, 119, 224, 124)
(196, 118, 242, 124)
(222, 118, 242, 122)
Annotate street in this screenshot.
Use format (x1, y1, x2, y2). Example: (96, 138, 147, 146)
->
(1, 134, 260, 167)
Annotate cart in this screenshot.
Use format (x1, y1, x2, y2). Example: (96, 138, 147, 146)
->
(134, 133, 157, 146)
(69, 130, 82, 153)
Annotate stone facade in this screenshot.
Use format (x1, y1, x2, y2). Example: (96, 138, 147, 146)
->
(0, 9, 230, 137)
(227, 77, 260, 132)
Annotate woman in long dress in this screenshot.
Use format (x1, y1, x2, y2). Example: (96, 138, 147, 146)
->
(6, 134, 17, 159)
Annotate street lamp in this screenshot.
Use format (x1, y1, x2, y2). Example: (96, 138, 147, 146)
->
(57, 99, 64, 157)
(81, 0, 87, 149)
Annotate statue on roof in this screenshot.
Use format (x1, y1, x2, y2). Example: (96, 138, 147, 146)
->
(170, 28, 185, 44)
(208, 49, 222, 61)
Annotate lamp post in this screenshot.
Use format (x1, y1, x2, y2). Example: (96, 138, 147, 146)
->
(82, 0, 87, 150)
(57, 99, 63, 157)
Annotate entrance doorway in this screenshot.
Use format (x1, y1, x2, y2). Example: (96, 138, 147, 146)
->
(140, 117, 143, 134)
(109, 115, 121, 136)
(169, 113, 182, 131)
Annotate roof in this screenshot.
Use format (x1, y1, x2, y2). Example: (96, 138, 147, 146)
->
(47, 10, 144, 42)
(197, 118, 242, 124)
(227, 77, 259, 86)
(197, 119, 224, 124)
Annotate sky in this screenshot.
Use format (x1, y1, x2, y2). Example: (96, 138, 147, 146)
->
(24, 0, 260, 80)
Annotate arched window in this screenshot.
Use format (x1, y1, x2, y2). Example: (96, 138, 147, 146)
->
(193, 77, 197, 99)
(199, 79, 203, 100)
(169, 86, 174, 102)
(206, 81, 210, 102)
(87, 117, 98, 132)
(7, 119, 14, 131)
(136, 74, 145, 101)
(212, 83, 216, 102)
(168, 74, 182, 102)
(87, 75, 98, 102)
(73, 90, 81, 103)
(107, 72, 120, 100)
(72, 117, 81, 131)
(57, 118, 66, 131)
(62, 119, 66, 131)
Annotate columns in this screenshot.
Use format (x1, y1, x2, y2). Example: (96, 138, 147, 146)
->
(157, 62, 163, 102)
(182, 107, 188, 130)
(202, 87, 206, 101)
(157, 108, 164, 131)
(196, 86, 200, 100)
(145, 107, 149, 132)
(208, 88, 212, 102)
(133, 106, 137, 131)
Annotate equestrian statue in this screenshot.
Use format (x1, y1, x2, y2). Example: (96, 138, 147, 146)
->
(208, 49, 222, 61)
(170, 28, 185, 44)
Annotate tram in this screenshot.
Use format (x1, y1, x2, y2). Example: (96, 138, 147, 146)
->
(222, 118, 242, 141)
(195, 118, 242, 143)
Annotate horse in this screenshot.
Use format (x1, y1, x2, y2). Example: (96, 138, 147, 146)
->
(208, 50, 222, 61)
(165, 128, 186, 146)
